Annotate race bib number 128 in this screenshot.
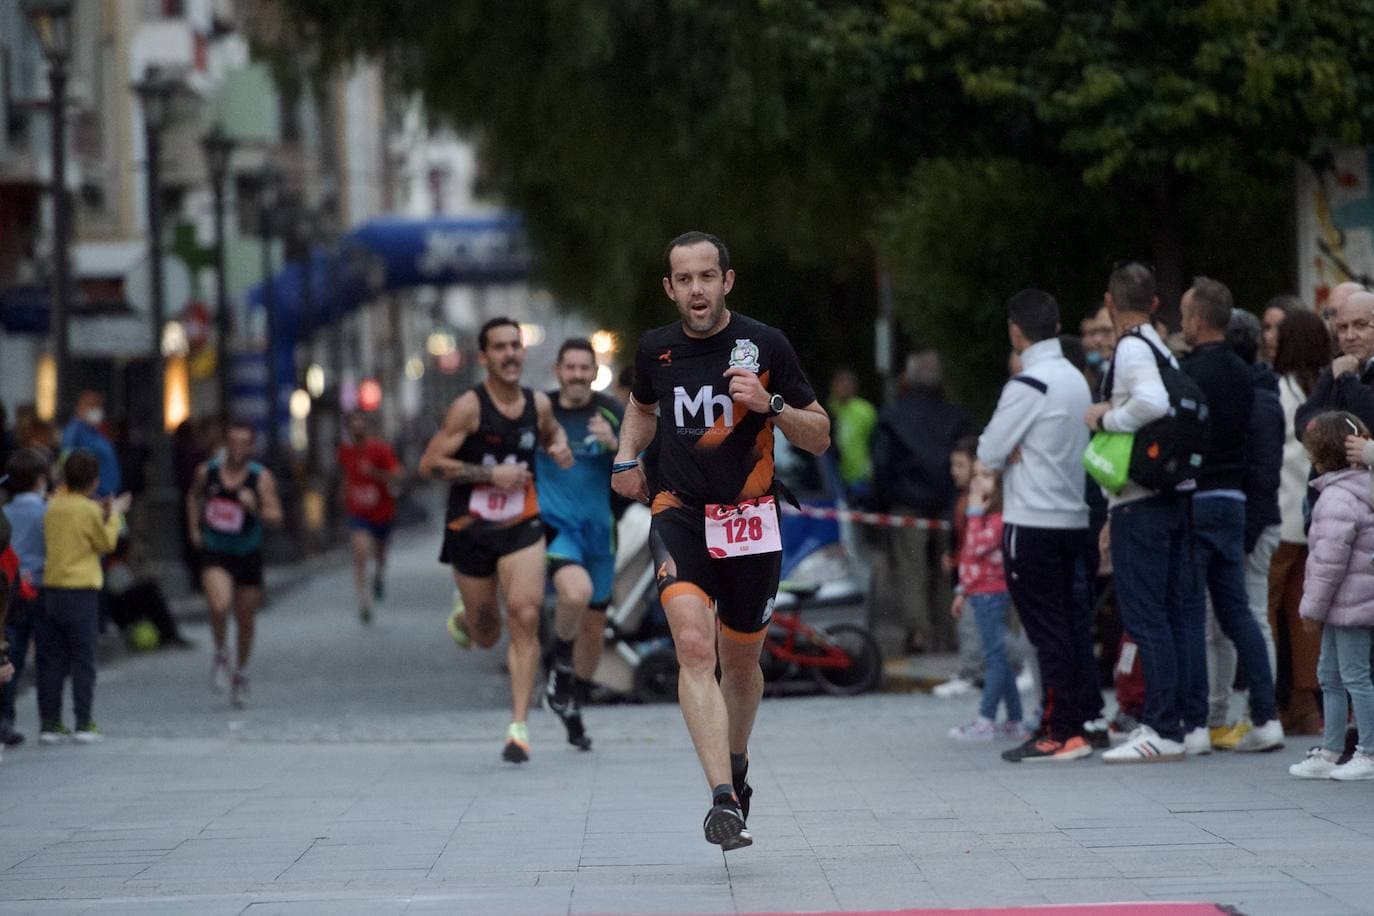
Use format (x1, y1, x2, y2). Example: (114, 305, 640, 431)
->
(705, 496, 782, 558)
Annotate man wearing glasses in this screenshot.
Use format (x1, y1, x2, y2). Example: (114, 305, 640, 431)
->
(1297, 289, 1374, 435)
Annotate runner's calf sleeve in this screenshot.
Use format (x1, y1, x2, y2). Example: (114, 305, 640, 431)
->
(554, 638, 574, 668)
(574, 676, 593, 705)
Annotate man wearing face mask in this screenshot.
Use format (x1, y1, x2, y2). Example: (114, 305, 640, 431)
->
(1080, 304, 1116, 400)
(60, 392, 121, 498)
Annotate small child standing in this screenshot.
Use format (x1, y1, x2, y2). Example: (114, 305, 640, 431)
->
(948, 461, 1025, 740)
(935, 437, 982, 698)
(38, 449, 128, 744)
(1289, 412, 1374, 780)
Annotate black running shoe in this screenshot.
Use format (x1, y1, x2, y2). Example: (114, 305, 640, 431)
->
(703, 797, 752, 850)
(1002, 733, 1043, 763)
(545, 666, 591, 750)
(560, 710, 593, 751)
(545, 665, 575, 716)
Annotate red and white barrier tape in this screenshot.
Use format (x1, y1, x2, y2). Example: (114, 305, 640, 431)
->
(779, 503, 950, 531)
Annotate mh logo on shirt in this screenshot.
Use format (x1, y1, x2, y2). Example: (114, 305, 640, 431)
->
(674, 385, 734, 429)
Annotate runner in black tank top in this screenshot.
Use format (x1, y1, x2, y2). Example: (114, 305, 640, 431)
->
(186, 421, 284, 709)
(611, 233, 830, 852)
(419, 317, 573, 764)
(443, 383, 542, 538)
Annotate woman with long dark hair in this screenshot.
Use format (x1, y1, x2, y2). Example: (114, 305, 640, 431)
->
(1270, 307, 1337, 734)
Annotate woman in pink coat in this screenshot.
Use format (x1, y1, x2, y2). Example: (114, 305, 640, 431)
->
(1290, 412, 1374, 781)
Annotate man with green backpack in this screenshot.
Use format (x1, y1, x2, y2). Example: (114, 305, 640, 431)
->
(1085, 262, 1206, 764)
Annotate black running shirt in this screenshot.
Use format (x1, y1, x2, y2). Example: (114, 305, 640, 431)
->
(445, 385, 541, 530)
(631, 312, 816, 508)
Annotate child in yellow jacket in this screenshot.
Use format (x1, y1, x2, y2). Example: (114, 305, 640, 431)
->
(38, 449, 128, 743)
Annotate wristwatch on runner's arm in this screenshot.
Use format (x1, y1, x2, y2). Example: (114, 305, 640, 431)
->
(768, 393, 785, 415)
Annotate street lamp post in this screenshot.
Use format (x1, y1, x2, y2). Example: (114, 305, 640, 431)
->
(202, 127, 236, 420)
(132, 65, 177, 438)
(256, 168, 283, 462)
(23, 0, 74, 418)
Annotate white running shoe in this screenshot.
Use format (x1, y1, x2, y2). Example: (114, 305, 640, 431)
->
(1233, 718, 1285, 753)
(211, 651, 231, 692)
(1331, 749, 1374, 781)
(1183, 726, 1212, 756)
(933, 676, 976, 699)
(1102, 725, 1186, 764)
(1289, 747, 1340, 779)
(230, 672, 249, 709)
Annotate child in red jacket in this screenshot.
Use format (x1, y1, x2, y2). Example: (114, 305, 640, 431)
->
(948, 461, 1026, 741)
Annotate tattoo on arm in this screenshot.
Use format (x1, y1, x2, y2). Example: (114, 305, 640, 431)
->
(442, 463, 493, 484)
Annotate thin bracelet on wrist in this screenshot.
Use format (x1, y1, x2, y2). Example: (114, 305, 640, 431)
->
(612, 460, 640, 474)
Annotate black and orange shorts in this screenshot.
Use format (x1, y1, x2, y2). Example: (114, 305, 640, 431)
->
(649, 505, 781, 641)
(440, 516, 545, 579)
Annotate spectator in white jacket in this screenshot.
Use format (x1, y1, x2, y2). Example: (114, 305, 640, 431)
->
(979, 289, 1103, 763)
(1086, 262, 1202, 764)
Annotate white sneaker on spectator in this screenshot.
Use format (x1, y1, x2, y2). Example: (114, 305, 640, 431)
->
(1015, 668, 1035, 694)
(1102, 725, 1185, 764)
(948, 717, 997, 741)
(1331, 749, 1374, 781)
(1183, 726, 1212, 756)
(1108, 713, 1140, 745)
(933, 676, 976, 699)
(1233, 719, 1284, 753)
(1289, 747, 1340, 779)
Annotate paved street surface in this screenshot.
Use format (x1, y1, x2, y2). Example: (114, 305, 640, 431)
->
(3, 527, 1374, 915)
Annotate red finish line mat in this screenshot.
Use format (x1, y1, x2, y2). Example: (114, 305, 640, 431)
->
(743, 906, 1229, 916)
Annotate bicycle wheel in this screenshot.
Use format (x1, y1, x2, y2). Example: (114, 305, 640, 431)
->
(633, 646, 680, 703)
(809, 623, 882, 696)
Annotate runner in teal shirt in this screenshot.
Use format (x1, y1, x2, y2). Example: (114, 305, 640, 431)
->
(535, 339, 623, 750)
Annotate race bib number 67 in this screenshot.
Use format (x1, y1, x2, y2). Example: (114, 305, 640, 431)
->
(705, 496, 782, 559)
(469, 485, 526, 522)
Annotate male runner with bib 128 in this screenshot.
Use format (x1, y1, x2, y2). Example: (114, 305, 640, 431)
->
(612, 232, 830, 850)
(419, 317, 573, 763)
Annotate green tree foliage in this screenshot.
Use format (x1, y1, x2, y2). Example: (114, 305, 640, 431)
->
(883, 0, 1374, 306)
(283, 0, 889, 382)
(877, 157, 1290, 411)
(282, 0, 1374, 408)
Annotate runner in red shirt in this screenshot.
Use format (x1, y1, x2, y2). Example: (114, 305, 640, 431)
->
(338, 411, 404, 624)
